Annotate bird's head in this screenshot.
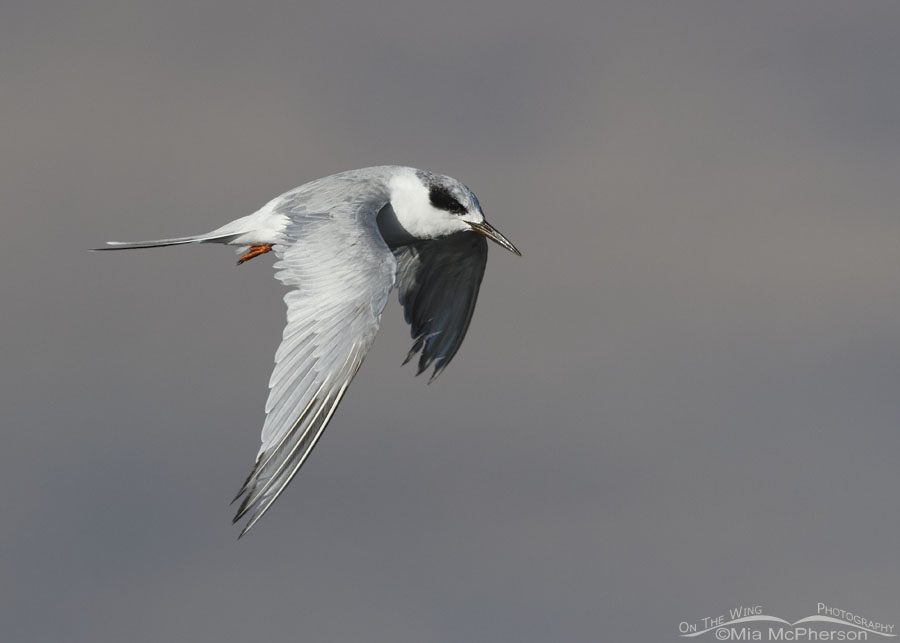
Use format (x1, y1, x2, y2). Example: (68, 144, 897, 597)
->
(384, 169, 520, 255)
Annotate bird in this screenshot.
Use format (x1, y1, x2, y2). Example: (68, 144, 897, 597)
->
(95, 165, 520, 536)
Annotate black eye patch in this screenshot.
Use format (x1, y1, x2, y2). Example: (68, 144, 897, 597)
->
(429, 185, 467, 215)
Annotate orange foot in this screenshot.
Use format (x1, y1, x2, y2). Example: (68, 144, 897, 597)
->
(237, 244, 274, 265)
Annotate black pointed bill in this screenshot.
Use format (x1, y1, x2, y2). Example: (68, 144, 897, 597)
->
(468, 221, 522, 256)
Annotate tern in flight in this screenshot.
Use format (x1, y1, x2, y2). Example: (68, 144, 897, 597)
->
(97, 166, 520, 535)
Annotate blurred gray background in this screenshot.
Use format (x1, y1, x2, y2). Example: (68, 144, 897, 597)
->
(2, 1, 899, 641)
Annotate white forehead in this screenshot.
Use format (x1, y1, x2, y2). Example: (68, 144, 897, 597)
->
(386, 169, 482, 239)
(388, 169, 480, 212)
(388, 170, 430, 205)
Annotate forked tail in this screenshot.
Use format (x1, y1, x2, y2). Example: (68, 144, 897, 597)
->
(91, 232, 239, 251)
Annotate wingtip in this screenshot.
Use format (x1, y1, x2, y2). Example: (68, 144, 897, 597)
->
(233, 509, 254, 539)
(236, 511, 265, 538)
(427, 364, 448, 384)
(232, 495, 252, 523)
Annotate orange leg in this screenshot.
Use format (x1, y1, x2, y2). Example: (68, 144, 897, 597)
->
(237, 244, 274, 265)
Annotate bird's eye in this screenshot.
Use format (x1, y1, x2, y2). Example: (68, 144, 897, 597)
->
(429, 185, 467, 215)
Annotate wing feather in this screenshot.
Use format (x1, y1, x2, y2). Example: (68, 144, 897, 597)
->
(393, 231, 488, 381)
(233, 204, 396, 536)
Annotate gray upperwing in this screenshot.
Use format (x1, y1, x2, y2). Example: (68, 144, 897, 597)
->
(233, 207, 397, 536)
